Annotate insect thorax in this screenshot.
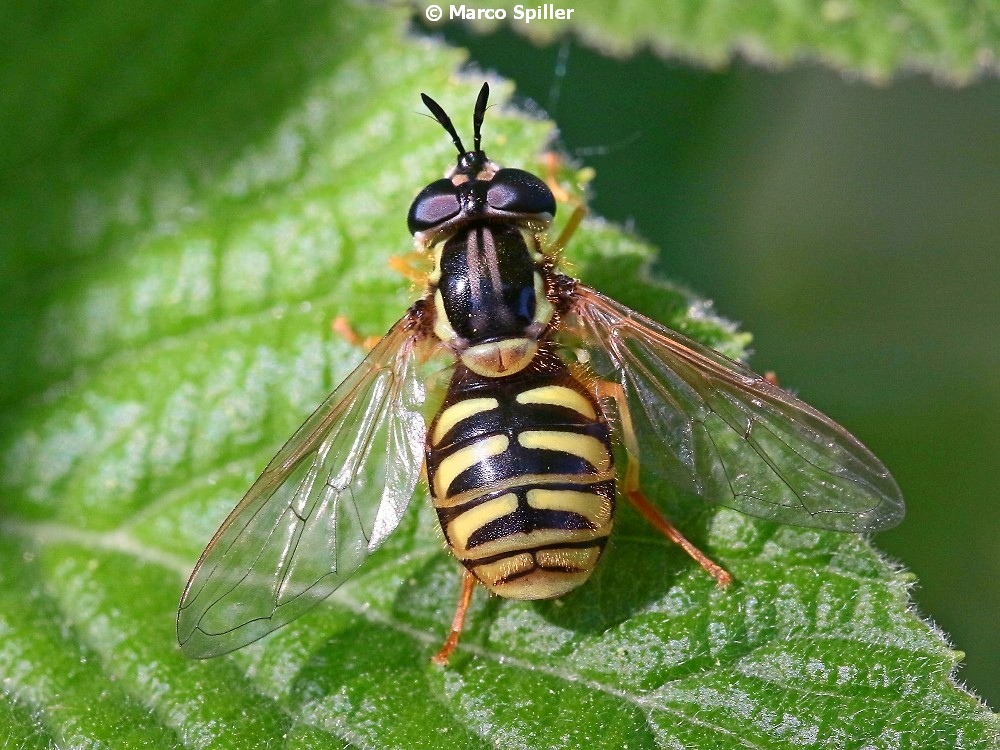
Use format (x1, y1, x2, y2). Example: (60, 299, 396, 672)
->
(430, 222, 554, 378)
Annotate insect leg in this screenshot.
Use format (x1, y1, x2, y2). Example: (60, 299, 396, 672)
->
(542, 152, 589, 260)
(432, 569, 478, 665)
(387, 251, 430, 284)
(542, 151, 575, 204)
(548, 201, 586, 261)
(332, 316, 382, 351)
(594, 379, 732, 588)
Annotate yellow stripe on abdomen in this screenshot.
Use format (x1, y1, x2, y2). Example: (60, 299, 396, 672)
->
(515, 385, 596, 419)
(526, 488, 612, 528)
(432, 397, 499, 446)
(431, 471, 614, 509)
(517, 430, 612, 472)
(433, 434, 509, 499)
(447, 493, 519, 550)
(455, 526, 607, 562)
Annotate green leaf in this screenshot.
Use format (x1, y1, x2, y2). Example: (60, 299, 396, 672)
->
(0, 2, 996, 748)
(417, 0, 1000, 83)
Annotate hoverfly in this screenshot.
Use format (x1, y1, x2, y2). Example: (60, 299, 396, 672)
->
(177, 83, 904, 665)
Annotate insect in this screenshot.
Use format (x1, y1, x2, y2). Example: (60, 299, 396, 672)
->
(177, 83, 904, 665)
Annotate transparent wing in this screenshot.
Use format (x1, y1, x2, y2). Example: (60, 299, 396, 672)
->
(177, 313, 431, 658)
(561, 284, 904, 532)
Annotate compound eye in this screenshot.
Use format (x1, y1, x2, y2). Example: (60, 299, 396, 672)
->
(407, 179, 461, 235)
(486, 169, 557, 218)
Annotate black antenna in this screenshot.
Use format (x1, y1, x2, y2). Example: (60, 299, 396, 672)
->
(473, 82, 489, 152)
(421, 92, 465, 155)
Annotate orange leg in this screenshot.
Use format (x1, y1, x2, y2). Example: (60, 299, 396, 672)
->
(387, 251, 430, 285)
(333, 252, 429, 351)
(594, 380, 732, 588)
(331, 316, 382, 351)
(432, 569, 478, 666)
(542, 151, 574, 204)
(626, 490, 731, 588)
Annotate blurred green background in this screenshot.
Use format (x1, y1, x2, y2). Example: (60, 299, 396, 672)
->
(432, 22, 1000, 707)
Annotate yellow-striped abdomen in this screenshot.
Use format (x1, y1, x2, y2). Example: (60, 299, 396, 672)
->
(426, 352, 615, 599)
